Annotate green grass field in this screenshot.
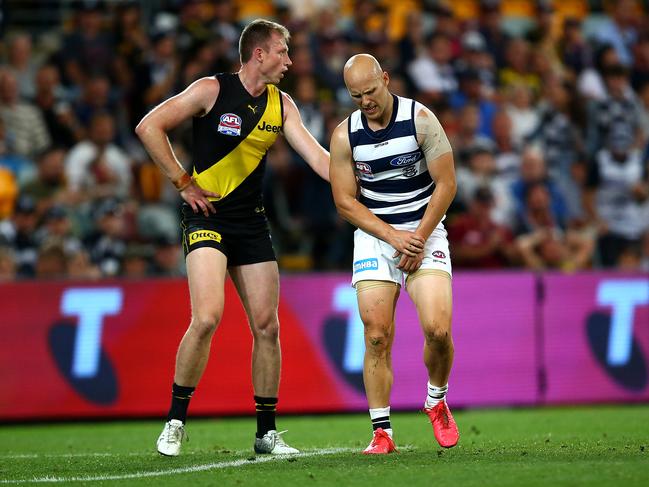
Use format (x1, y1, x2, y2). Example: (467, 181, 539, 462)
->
(1, 405, 648, 486)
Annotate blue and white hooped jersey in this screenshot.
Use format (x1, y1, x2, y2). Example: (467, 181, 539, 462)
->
(348, 95, 445, 226)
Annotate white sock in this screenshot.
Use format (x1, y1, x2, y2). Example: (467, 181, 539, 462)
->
(425, 382, 448, 408)
(369, 406, 393, 438)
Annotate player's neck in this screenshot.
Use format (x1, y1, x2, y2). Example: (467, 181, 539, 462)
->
(366, 93, 394, 131)
(238, 66, 267, 98)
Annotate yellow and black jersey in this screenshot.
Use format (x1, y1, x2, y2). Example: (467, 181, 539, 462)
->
(191, 72, 283, 215)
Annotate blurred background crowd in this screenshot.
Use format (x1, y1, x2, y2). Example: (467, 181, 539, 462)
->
(0, 0, 648, 281)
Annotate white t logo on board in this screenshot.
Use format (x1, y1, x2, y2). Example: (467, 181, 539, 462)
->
(61, 288, 124, 378)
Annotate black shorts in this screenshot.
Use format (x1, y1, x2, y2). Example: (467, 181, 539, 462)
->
(181, 205, 276, 266)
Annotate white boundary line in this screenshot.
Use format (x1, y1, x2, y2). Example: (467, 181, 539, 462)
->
(0, 450, 245, 459)
(1, 453, 150, 459)
(0, 447, 355, 484)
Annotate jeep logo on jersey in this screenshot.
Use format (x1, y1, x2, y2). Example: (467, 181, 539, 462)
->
(432, 250, 446, 259)
(218, 113, 242, 136)
(355, 162, 373, 177)
(257, 121, 281, 133)
(390, 151, 420, 167)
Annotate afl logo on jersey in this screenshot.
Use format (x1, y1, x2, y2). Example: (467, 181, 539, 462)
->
(218, 113, 242, 136)
(355, 162, 374, 178)
(389, 151, 420, 167)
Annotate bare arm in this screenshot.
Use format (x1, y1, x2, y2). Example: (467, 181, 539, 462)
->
(516, 231, 546, 270)
(329, 120, 424, 257)
(135, 77, 220, 216)
(566, 230, 595, 270)
(414, 105, 457, 240)
(395, 105, 456, 272)
(582, 188, 597, 222)
(281, 92, 330, 182)
(582, 187, 610, 235)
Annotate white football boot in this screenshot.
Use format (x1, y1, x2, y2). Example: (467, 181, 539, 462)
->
(157, 419, 187, 456)
(254, 430, 300, 454)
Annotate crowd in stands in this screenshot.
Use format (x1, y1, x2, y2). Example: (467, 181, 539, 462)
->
(1, 0, 648, 281)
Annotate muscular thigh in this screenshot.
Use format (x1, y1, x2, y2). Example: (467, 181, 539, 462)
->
(356, 281, 400, 333)
(406, 272, 452, 333)
(186, 247, 228, 316)
(229, 261, 279, 328)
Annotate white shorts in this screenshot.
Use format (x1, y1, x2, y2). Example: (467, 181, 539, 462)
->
(351, 222, 452, 287)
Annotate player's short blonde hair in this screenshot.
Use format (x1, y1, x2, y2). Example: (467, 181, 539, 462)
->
(239, 19, 290, 64)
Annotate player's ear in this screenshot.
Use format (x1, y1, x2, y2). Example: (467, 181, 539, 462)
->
(254, 46, 264, 63)
(383, 71, 390, 87)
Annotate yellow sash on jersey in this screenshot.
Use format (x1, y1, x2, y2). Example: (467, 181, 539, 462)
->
(193, 84, 282, 200)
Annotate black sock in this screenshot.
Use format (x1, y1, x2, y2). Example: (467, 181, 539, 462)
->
(254, 395, 277, 438)
(372, 415, 391, 431)
(167, 383, 195, 423)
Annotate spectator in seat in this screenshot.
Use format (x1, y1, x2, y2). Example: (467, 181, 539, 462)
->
(0, 246, 17, 281)
(584, 125, 649, 267)
(0, 194, 40, 277)
(448, 186, 518, 268)
(64, 112, 132, 201)
(515, 183, 594, 271)
(84, 198, 127, 277)
(0, 69, 51, 159)
(34, 241, 68, 279)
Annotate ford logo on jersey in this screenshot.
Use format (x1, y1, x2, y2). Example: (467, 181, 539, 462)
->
(353, 258, 379, 273)
(218, 113, 242, 136)
(390, 151, 420, 167)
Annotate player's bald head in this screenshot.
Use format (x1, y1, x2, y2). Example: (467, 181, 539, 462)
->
(343, 53, 391, 120)
(343, 54, 384, 87)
